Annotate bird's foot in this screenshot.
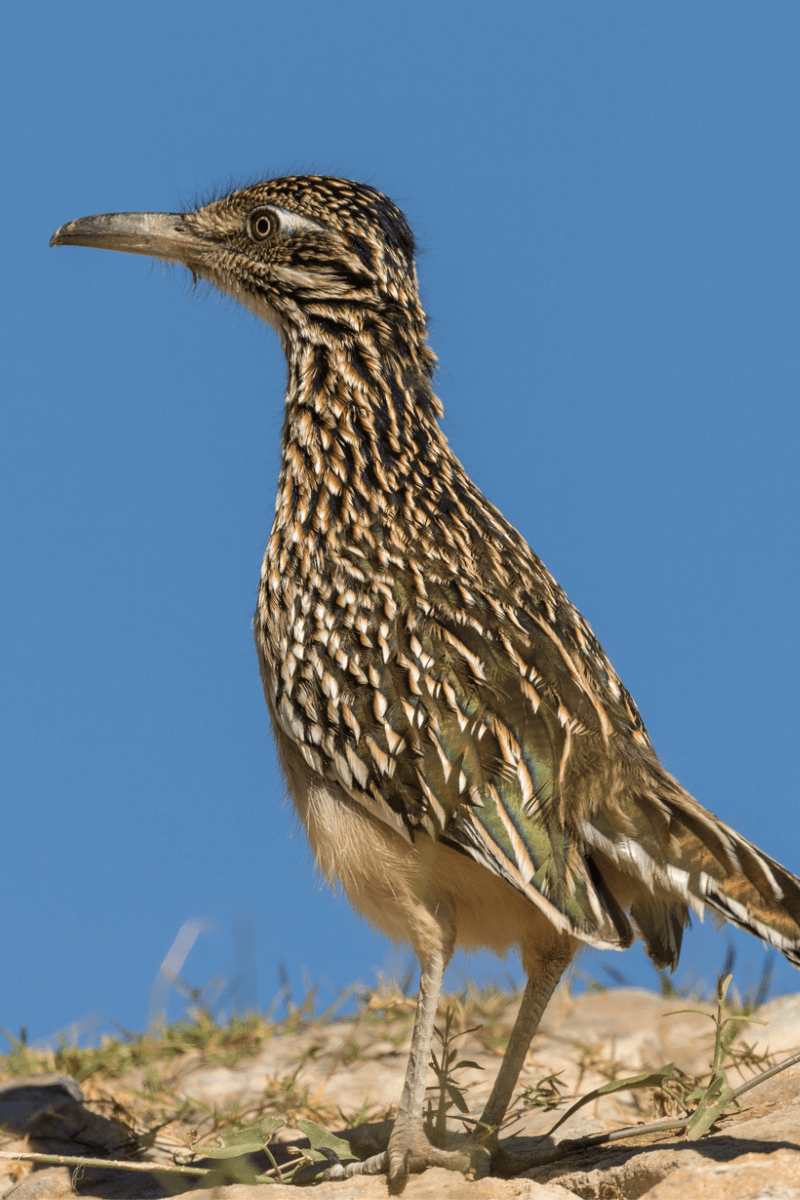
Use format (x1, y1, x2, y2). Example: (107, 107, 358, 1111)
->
(321, 1123, 488, 1192)
(321, 1149, 389, 1182)
(387, 1123, 483, 1191)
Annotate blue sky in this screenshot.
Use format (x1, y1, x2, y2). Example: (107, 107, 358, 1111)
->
(3, 2, 799, 1046)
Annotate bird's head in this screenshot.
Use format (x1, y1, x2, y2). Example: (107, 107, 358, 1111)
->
(51, 176, 432, 364)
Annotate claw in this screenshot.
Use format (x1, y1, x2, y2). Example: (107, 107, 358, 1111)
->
(387, 1127, 487, 1192)
(320, 1130, 487, 1192)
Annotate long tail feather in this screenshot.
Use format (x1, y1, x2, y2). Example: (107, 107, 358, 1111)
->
(580, 785, 800, 970)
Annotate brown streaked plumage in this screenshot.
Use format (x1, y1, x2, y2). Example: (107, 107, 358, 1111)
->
(51, 177, 800, 1188)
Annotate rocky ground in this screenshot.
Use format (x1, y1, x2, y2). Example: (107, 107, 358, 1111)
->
(1, 984, 798, 1199)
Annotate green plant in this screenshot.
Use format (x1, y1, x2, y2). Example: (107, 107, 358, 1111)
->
(517, 1071, 566, 1111)
(662, 971, 768, 1139)
(425, 1005, 483, 1148)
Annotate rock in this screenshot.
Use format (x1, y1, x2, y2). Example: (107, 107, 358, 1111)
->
(0, 1076, 169, 1199)
(2, 1166, 74, 1198)
(644, 1148, 800, 1199)
(0, 1074, 84, 1134)
(180, 1169, 576, 1198)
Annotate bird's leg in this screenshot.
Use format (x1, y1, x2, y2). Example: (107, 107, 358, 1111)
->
(323, 912, 481, 1190)
(384, 937, 475, 1186)
(479, 941, 573, 1147)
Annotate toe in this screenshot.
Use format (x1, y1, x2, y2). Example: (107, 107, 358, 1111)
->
(387, 1124, 485, 1191)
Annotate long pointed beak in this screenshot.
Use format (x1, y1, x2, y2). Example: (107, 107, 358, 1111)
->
(50, 211, 196, 264)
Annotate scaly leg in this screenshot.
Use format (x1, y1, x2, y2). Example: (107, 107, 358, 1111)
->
(323, 936, 479, 1191)
(480, 944, 573, 1141)
(385, 939, 474, 1186)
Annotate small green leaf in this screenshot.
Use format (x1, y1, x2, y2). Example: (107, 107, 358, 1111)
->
(199, 1121, 281, 1159)
(718, 974, 733, 1004)
(446, 1083, 470, 1113)
(201, 1144, 262, 1160)
(295, 1118, 355, 1161)
(200, 1162, 261, 1185)
(686, 1086, 736, 1140)
(684, 1065, 735, 1140)
(663, 1008, 717, 1023)
(545, 1064, 678, 1137)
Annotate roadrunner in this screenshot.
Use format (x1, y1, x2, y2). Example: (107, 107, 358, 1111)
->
(52, 177, 800, 1188)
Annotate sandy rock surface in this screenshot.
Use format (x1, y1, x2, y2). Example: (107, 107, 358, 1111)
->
(1, 988, 798, 1199)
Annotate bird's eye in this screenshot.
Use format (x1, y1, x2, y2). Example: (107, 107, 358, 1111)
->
(249, 208, 279, 241)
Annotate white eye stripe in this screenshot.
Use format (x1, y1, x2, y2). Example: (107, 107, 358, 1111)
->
(269, 206, 325, 235)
